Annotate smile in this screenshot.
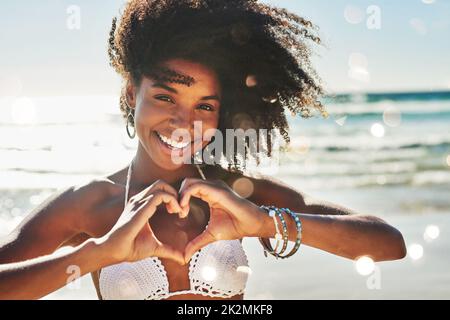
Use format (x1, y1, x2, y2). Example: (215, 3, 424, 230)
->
(155, 131, 190, 150)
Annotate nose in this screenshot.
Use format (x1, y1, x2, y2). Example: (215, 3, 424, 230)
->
(169, 108, 194, 138)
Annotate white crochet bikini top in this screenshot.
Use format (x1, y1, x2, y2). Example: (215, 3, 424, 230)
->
(99, 163, 251, 300)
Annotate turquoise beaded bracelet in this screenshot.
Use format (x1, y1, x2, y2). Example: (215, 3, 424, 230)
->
(258, 205, 303, 259)
(280, 207, 302, 258)
(258, 206, 289, 258)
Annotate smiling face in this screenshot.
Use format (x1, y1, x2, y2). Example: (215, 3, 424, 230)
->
(128, 59, 222, 171)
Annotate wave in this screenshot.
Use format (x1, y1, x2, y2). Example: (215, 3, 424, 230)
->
(325, 90, 450, 104)
(321, 100, 450, 117)
(288, 132, 450, 152)
(318, 141, 450, 152)
(277, 171, 450, 189)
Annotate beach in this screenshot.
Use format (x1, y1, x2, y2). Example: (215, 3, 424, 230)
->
(38, 211, 450, 300)
(1, 92, 449, 299)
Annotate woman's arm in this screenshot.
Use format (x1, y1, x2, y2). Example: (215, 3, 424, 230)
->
(0, 180, 111, 299)
(0, 179, 186, 299)
(159, 175, 407, 263)
(0, 183, 99, 264)
(257, 210, 406, 261)
(246, 176, 407, 261)
(0, 238, 111, 300)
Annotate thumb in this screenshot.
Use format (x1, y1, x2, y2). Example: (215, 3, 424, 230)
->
(184, 229, 216, 264)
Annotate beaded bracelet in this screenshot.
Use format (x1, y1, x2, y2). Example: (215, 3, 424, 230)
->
(258, 205, 303, 259)
(258, 206, 289, 258)
(258, 207, 284, 258)
(269, 207, 282, 253)
(279, 207, 303, 258)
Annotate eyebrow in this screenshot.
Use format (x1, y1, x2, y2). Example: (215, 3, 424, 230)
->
(153, 82, 221, 101)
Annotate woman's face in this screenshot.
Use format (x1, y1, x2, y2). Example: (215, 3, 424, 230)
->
(129, 59, 222, 170)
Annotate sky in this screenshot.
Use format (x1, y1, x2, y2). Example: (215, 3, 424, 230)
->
(0, 0, 449, 97)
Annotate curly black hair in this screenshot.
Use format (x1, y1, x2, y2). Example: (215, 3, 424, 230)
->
(108, 0, 327, 172)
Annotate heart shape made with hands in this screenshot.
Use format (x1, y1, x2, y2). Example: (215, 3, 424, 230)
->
(147, 195, 210, 263)
(176, 178, 255, 264)
(136, 178, 260, 266)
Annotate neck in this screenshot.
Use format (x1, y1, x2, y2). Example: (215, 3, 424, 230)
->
(131, 142, 200, 187)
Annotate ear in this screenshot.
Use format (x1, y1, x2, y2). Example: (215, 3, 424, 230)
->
(125, 80, 137, 109)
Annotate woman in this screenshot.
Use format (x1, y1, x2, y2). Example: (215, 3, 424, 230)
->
(0, 0, 406, 300)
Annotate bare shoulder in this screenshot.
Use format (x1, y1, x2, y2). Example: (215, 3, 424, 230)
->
(16, 177, 118, 236)
(0, 175, 124, 263)
(208, 165, 353, 215)
(206, 165, 308, 206)
(247, 174, 355, 216)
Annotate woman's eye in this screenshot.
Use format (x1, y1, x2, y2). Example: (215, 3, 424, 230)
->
(197, 104, 214, 111)
(154, 95, 174, 103)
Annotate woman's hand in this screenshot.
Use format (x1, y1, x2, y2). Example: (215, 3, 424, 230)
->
(97, 180, 186, 265)
(179, 178, 267, 263)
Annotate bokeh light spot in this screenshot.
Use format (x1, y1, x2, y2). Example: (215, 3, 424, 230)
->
(383, 106, 402, 127)
(245, 75, 258, 87)
(344, 5, 365, 24)
(408, 243, 424, 260)
(370, 123, 385, 138)
(232, 177, 254, 198)
(424, 225, 440, 242)
(201, 266, 217, 281)
(355, 256, 375, 275)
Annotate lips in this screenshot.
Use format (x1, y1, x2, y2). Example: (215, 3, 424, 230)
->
(152, 131, 191, 161)
(152, 130, 206, 162)
(155, 131, 190, 150)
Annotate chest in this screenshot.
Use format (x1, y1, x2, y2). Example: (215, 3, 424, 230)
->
(89, 193, 212, 294)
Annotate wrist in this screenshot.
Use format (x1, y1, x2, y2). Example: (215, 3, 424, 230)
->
(250, 204, 277, 238)
(82, 237, 118, 269)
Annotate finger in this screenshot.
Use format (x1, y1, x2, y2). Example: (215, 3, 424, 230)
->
(180, 182, 223, 209)
(184, 229, 216, 264)
(181, 206, 190, 219)
(139, 191, 183, 214)
(179, 178, 214, 217)
(179, 177, 205, 195)
(132, 191, 181, 229)
(154, 242, 185, 266)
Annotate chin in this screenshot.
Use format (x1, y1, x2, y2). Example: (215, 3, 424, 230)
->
(155, 157, 186, 171)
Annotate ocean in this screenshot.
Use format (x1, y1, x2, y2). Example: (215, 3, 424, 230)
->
(1, 91, 449, 232)
(1, 91, 449, 299)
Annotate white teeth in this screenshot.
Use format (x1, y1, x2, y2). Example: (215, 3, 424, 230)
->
(156, 132, 189, 149)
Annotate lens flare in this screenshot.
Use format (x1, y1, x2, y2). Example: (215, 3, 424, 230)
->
(232, 177, 254, 198)
(408, 243, 424, 260)
(344, 5, 364, 24)
(424, 225, 440, 242)
(383, 106, 402, 127)
(370, 123, 385, 138)
(201, 266, 217, 281)
(355, 256, 375, 275)
(335, 115, 347, 126)
(245, 75, 258, 87)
